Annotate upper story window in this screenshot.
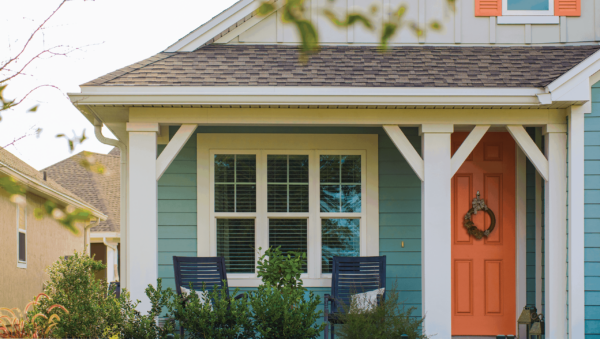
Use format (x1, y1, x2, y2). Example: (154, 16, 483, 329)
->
(17, 202, 27, 268)
(503, 0, 553, 15)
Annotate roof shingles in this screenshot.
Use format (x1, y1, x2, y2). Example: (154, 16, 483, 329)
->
(83, 45, 600, 88)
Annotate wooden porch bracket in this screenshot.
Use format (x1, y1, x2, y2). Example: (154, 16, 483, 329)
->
(506, 125, 549, 181)
(383, 125, 425, 181)
(450, 125, 490, 176)
(156, 124, 197, 181)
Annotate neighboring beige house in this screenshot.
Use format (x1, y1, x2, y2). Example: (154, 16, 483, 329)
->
(44, 147, 120, 282)
(0, 149, 106, 309)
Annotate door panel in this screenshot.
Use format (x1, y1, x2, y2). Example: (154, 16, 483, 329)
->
(451, 132, 516, 336)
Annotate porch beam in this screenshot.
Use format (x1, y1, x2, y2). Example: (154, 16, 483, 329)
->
(450, 125, 490, 176)
(128, 107, 568, 126)
(544, 124, 568, 339)
(568, 105, 586, 339)
(383, 125, 424, 181)
(420, 123, 453, 338)
(126, 122, 159, 314)
(535, 128, 543, 312)
(156, 124, 197, 181)
(506, 125, 549, 181)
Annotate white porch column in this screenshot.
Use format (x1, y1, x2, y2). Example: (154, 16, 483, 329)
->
(126, 122, 159, 314)
(420, 124, 453, 338)
(544, 124, 568, 339)
(569, 105, 587, 339)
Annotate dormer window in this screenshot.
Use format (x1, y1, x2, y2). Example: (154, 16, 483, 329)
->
(503, 0, 553, 15)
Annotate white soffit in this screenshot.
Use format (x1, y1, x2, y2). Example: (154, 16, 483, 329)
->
(69, 86, 548, 106)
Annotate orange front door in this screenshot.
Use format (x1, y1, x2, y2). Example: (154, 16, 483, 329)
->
(451, 132, 516, 336)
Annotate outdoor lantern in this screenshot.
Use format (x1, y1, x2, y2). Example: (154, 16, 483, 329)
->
(517, 306, 533, 324)
(529, 314, 545, 337)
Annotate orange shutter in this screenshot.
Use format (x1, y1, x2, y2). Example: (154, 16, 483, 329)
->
(475, 0, 502, 16)
(555, 0, 580, 16)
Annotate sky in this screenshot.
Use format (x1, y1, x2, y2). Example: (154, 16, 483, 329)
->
(0, 0, 239, 170)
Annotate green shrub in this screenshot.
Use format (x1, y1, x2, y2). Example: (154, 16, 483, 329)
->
(252, 246, 325, 339)
(32, 252, 123, 338)
(335, 287, 427, 339)
(168, 283, 254, 339)
(119, 279, 177, 339)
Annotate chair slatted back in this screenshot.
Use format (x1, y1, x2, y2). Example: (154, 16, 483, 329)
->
(172, 256, 230, 297)
(331, 256, 386, 314)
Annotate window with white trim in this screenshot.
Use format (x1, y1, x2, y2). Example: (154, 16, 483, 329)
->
(503, 0, 553, 15)
(17, 203, 27, 268)
(201, 134, 378, 286)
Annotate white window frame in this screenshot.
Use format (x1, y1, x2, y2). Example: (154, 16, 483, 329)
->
(16, 204, 27, 269)
(198, 134, 379, 287)
(502, 0, 554, 16)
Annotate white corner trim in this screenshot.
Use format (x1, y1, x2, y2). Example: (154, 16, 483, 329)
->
(156, 124, 197, 181)
(497, 16, 559, 24)
(450, 125, 490, 176)
(383, 125, 424, 181)
(506, 125, 549, 181)
(165, 0, 260, 52)
(215, 0, 285, 44)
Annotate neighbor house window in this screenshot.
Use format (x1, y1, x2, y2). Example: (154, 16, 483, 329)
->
(202, 134, 377, 286)
(503, 0, 553, 15)
(17, 203, 27, 268)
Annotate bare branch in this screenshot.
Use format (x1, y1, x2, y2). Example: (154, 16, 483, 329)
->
(4, 85, 63, 111)
(0, 0, 68, 73)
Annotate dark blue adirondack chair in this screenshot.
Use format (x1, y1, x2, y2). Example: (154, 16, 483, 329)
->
(172, 256, 244, 337)
(324, 256, 387, 339)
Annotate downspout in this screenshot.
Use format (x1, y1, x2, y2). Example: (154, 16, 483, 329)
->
(92, 115, 128, 290)
(103, 237, 119, 282)
(85, 218, 100, 255)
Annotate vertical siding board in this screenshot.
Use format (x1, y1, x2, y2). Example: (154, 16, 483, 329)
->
(586, 82, 600, 336)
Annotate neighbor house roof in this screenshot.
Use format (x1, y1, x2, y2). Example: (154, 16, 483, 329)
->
(0, 149, 106, 220)
(82, 45, 600, 88)
(43, 149, 120, 233)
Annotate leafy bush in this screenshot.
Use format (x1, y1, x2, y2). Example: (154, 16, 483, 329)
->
(0, 293, 67, 338)
(250, 285, 323, 339)
(335, 287, 427, 339)
(32, 252, 122, 338)
(252, 246, 325, 339)
(257, 246, 305, 290)
(168, 283, 254, 339)
(118, 279, 176, 339)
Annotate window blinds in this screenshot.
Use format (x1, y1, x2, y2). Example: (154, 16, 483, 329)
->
(217, 219, 255, 273)
(269, 219, 308, 272)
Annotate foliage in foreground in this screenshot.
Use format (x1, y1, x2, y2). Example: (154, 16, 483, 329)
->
(0, 293, 67, 338)
(335, 287, 426, 339)
(31, 252, 122, 338)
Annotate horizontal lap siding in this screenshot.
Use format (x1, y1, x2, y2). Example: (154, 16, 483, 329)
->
(157, 127, 197, 290)
(587, 82, 600, 337)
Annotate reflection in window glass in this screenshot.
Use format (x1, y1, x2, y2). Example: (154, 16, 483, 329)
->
(214, 155, 256, 212)
(217, 219, 255, 273)
(507, 0, 549, 10)
(321, 219, 360, 273)
(269, 219, 308, 272)
(320, 155, 361, 213)
(267, 155, 309, 212)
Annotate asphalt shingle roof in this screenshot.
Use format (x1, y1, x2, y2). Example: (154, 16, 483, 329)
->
(83, 45, 600, 88)
(44, 149, 120, 233)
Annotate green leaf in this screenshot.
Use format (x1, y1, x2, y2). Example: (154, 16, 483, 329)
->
(28, 105, 38, 112)
(257, 2, 275, 15)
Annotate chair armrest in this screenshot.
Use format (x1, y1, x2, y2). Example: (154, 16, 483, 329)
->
(233, 292, 246, 300)
(324, 294, 333, 321)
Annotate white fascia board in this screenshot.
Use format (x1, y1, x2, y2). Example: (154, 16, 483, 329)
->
(0, 164, 108, 220)
(165, 0, 259, 52)
(547, 49, 600, 102)
(215, 0, 285, 44)
(69, 86, 546, 106)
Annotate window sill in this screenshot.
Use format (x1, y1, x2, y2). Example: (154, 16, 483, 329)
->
(497, 16, 559, 24)
(226, 277, 332, 288)
(17, 262, 27, 269)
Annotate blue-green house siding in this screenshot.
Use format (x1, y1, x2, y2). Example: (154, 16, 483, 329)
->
(156, 126, 423, 317)
(526, 158, 537, 306)
(586, 81, 600, 337)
